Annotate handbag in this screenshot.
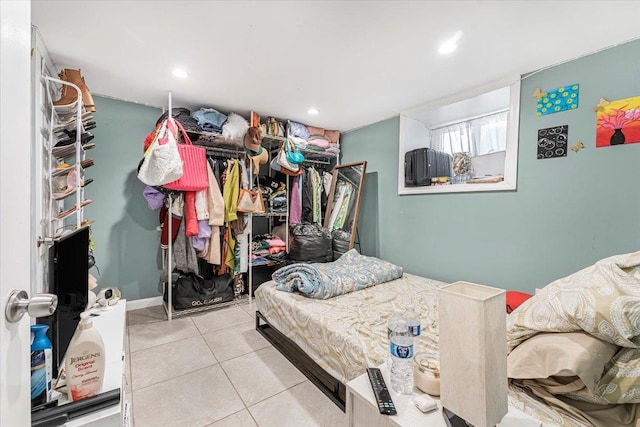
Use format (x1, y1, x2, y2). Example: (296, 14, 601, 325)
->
(164, 273, 234, 311)
(276, 141, 300, 172)
(285, 138, 305, 165)
(137, 119, 184, 186)
(270, 157, 303, 176)
(237, 177, 266, 213)
(164, 119, 209, 191)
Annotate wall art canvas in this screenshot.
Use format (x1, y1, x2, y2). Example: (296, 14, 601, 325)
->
(537, 125, 568, 159)
(536, 84, 579, 116)
(596, 95, 640, 148)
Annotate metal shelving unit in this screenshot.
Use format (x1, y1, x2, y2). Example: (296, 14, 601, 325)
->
(160, 99, 341, 318)
(161, 92, 250, 320)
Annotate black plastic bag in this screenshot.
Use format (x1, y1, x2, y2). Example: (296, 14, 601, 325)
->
(332, 230, 351, 261)
(289, 223, 332, 263)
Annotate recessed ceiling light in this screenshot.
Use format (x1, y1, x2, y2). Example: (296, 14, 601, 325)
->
(172, 68, 188, 79)
(438, 31, 463, 55)
(307, 108, 319, 115)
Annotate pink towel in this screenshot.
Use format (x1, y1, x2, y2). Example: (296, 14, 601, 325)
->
(308, 138, 330, 149)
(266, 237, 286, 247)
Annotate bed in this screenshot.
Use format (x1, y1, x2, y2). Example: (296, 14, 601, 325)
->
(255, 252, 640, 426)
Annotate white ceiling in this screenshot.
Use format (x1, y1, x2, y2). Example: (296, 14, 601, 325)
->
(32, 1, 640, 132)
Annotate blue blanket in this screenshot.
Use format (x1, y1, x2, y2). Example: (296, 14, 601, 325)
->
(273, 249, 404, 299)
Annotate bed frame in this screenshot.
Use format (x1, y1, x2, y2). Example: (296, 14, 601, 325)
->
(255, 310, 347, 411)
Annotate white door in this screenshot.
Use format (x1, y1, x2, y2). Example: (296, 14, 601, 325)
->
(0, 1, 34, 426)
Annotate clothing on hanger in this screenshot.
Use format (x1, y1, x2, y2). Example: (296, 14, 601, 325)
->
(289, 175, 302, 225)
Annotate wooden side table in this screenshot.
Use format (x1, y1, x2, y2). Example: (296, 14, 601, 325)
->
(346, 363, 542, 427)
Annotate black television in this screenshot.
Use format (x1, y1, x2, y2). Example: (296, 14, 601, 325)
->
(40, 227, 89, 378)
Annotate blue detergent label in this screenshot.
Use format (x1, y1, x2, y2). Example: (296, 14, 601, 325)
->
(409, 325, 421, 336)
(390, 342, 414, 359)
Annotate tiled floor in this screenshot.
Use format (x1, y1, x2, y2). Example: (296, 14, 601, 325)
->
(125, 302, 346, 427)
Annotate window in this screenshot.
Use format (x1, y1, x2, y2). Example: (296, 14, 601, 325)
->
(431, 110, 508, 157)
(398, 79, 520, 195)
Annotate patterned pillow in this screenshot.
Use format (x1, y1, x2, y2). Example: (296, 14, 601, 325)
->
(595, 347, 640, 404)
(508, 251, 640, 350)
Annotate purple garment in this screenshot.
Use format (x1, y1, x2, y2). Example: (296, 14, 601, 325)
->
(289, 175, 302, 225)
(289, 121, 310, 140)
(325, 146, 340, 156)
(143, 186, 165, 210)
(192, 236, 206, 252)
(197, 220, 212, 238)
(192, 220, 212, 252)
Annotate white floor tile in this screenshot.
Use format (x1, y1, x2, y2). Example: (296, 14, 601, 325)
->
(202, 321, 269, 363)
(191, 306, 253, 335)
(127, 305, 166, 326)
(249, 381, 347, 427)
(221, 346, 305, 406)
(133, 365, 244, 427)
(206, 409, 257, 427)
(128, 316, 199, 353)
(130, 335, 217, 390)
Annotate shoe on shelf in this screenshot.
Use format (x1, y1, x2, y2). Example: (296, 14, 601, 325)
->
(57, 123, 96, 140)
(52, 113, 93, 130)
(52, 83, 78, 108)
(54, 131, 94, 147)
(55, 69, 96, 112)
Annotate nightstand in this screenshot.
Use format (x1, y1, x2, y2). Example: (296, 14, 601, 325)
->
(345, 363, 542, 427)
(37, 300, 129, 427)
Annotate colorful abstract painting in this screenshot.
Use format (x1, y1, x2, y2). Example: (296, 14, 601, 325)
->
(537, 125, 568, 159)
(536, 84, 579, 116)
(596, 95, 640, 148)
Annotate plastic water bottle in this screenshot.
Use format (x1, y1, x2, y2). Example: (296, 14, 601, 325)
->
(404, 305, 421, 338)
(386, 310, 404, 370)
(390, 318, 414, 394)
(387, 310, 404, 339)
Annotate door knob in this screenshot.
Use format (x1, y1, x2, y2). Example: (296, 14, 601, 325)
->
(5, 290, 58, 323)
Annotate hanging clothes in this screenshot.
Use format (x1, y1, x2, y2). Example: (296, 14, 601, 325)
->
(221, 226, 236, 274)
(323, 171, 333, 196)
(289, 175, 302, 225)
(310, 167, 322, 224)
(333, 182, 353, 230)
(184, 191, 199, 237)
(199, 160, 226, 265)
(223, 159, 240, 223)
(161, 219, 199, 282)
(301, 168, 314, 223)
(195, 188, 209, 221)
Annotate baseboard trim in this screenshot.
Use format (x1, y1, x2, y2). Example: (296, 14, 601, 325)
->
(126, 296, 163, 311)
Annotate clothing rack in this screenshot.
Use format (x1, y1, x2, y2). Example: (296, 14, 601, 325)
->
(205, 147, 244, 158)
(302, 158, 331, 166)
(162, 91, 249, 321)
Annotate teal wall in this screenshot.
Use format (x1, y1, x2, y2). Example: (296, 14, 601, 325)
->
(342, 40, 640, 292)
(86, 96, 163, 300)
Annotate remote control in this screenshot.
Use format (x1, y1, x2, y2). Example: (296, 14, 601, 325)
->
(366, 368, 397, 415)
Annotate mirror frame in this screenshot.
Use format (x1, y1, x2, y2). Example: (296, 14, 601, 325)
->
(324, 161, 368, 250)
(397, 78, 521, 195)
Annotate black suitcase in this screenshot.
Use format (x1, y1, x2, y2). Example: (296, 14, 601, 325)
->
(405, 151, 417, 186)
(405, 148, 452, 186)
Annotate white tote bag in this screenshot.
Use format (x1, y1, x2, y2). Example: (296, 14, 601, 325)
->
(276, 143, 299, 172)
(138, 119, 184, 186)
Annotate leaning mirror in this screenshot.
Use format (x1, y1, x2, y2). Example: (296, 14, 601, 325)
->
(398, 78, 520, 194)
(324, 161, 367, 251)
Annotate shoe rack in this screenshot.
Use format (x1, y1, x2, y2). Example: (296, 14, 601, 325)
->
(42, 74, 95, 242)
